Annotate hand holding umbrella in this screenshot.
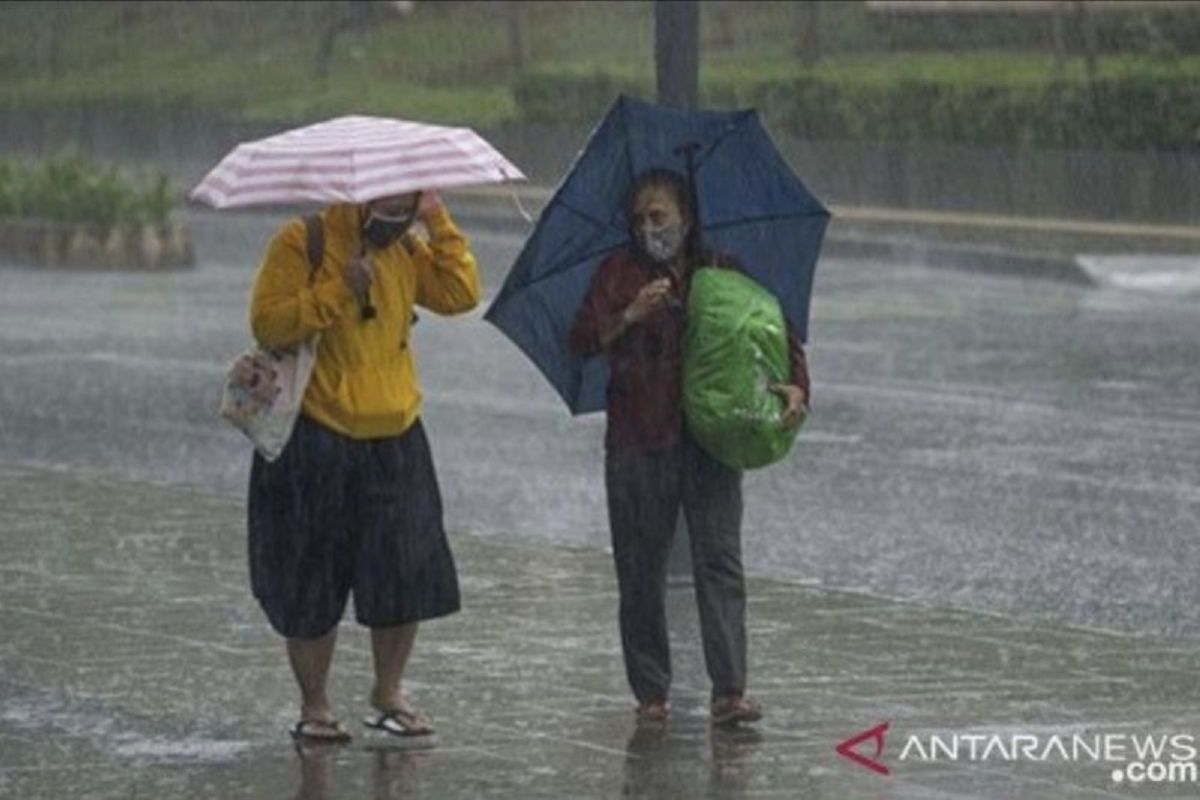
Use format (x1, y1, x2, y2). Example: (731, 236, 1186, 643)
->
(627, 278, 675, 321)
(417, 189, 444, 219)
(600, 278, 673, 348)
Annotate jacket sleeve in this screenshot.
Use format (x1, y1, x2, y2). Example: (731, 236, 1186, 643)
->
(249, 219, 356, 348)
(568, 254, 623, 358)
(411, 206, 482, 315)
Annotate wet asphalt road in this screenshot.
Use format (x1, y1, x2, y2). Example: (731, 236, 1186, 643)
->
(0, 209, 1197, 638)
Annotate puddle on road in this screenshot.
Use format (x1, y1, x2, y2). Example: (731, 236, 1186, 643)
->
(1077, 255, 1200, 295)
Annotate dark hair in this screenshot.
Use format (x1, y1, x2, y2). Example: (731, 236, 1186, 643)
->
(624, 168, 691, 225)
(624, 168, 705, 270)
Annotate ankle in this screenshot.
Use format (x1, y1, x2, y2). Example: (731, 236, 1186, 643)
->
(300, 701, 334, 722)
(370, 686, 404, 711)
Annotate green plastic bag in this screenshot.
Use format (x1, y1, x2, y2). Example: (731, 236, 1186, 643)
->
(683, 267, 802, 470)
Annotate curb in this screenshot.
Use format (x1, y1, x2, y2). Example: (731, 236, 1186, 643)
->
(822, 234, 1094, 286)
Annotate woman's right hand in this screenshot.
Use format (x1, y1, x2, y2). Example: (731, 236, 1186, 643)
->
(624, 277, 673, 325)
(343, 257, 374, 299)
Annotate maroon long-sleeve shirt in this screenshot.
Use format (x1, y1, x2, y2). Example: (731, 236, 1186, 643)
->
(569, 249, 810, 453)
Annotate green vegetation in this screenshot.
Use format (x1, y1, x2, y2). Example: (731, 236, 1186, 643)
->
(2, 1, 1198, 149)
(0, 0, 547, 127)
(0, 151, 176, 232)
(517, 52, 1200, 150)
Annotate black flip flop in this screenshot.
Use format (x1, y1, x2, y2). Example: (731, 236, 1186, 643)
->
(291, 718, 353, 745)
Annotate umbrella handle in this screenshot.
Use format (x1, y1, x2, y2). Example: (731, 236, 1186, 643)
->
(674, 141, 703, 256)
(358, 240, 376, 320)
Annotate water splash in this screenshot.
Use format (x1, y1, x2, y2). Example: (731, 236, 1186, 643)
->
(1076, 255, 1200, 295)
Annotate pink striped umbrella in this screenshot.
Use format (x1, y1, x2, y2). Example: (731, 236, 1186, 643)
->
(189, 115, 525, 209)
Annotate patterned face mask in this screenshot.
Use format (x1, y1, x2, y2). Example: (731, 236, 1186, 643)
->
(638, 222, 685, 264)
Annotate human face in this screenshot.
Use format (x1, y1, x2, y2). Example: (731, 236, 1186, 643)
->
(630, 185, 685, 235)
(630, 185, 689, 264)
(362, 192, 420, 250)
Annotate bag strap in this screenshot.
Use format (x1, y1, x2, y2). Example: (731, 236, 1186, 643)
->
(301, 216, 421, 327)
(302, 214, 324, 278)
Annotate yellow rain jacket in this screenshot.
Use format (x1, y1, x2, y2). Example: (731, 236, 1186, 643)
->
(249, 203, 481, 440)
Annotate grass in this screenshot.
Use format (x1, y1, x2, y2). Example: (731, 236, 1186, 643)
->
(1, 1, 1197, 130)
(0, 1, 522, 125)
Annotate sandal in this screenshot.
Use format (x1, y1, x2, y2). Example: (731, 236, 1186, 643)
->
(290, 718, 352, 744)
(711, 695, 762, 727)
(364, 706, 436, 739)
(635, 700, 671, 723)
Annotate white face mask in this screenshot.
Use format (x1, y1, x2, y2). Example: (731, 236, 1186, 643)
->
(639, 223, 685, 263)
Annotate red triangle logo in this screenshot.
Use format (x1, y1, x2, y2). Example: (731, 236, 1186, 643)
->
(835, 721, 890, 776)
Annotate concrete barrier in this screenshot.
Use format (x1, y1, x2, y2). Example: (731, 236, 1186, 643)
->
(0, 216, 195, 270)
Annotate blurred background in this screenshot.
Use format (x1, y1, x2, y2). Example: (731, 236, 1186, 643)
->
(2, 0, 1199, 229)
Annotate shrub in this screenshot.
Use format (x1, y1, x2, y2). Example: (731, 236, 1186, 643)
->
(513, 55, 1200, 151)
(513, 66, 648, 125)
(0, 151, 177, 233)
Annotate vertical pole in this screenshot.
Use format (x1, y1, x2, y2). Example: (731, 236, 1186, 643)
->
(655, 1, 700, 109)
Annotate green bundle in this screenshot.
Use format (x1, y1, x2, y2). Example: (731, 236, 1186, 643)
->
(683, 267, 802, 470)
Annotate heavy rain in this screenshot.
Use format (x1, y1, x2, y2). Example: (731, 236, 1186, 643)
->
(1, 2, 1199, 798)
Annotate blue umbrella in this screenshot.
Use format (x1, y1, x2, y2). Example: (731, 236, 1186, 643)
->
(485, 95, 830, 414)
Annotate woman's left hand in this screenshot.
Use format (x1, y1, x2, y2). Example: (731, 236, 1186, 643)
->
(417, 190, 444, 220)
(769, 383, 808, 429)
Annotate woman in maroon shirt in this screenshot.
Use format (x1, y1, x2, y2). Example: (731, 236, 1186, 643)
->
(569, 168, 809, 726)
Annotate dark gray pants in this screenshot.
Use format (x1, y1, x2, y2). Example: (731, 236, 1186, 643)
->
(605, 436, 746, 704)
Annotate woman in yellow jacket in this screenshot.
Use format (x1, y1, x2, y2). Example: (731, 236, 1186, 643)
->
(246, 191, 479, 744)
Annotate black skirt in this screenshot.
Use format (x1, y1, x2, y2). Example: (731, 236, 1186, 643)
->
(248, 415, 461, 638)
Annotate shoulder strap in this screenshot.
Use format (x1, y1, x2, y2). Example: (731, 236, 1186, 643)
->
(302, 214, 324, 276)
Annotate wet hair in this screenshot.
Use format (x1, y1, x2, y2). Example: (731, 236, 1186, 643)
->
(624, 168, 704, 269)
(624, 168, 693, 227)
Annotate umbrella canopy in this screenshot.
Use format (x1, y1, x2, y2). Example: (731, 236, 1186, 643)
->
(189, 115, 524, 209)
(485, 95, 830, 414)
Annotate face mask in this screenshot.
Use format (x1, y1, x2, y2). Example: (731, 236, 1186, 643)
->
(638, 223, 685, 264)
(362, 209, 415, 250)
